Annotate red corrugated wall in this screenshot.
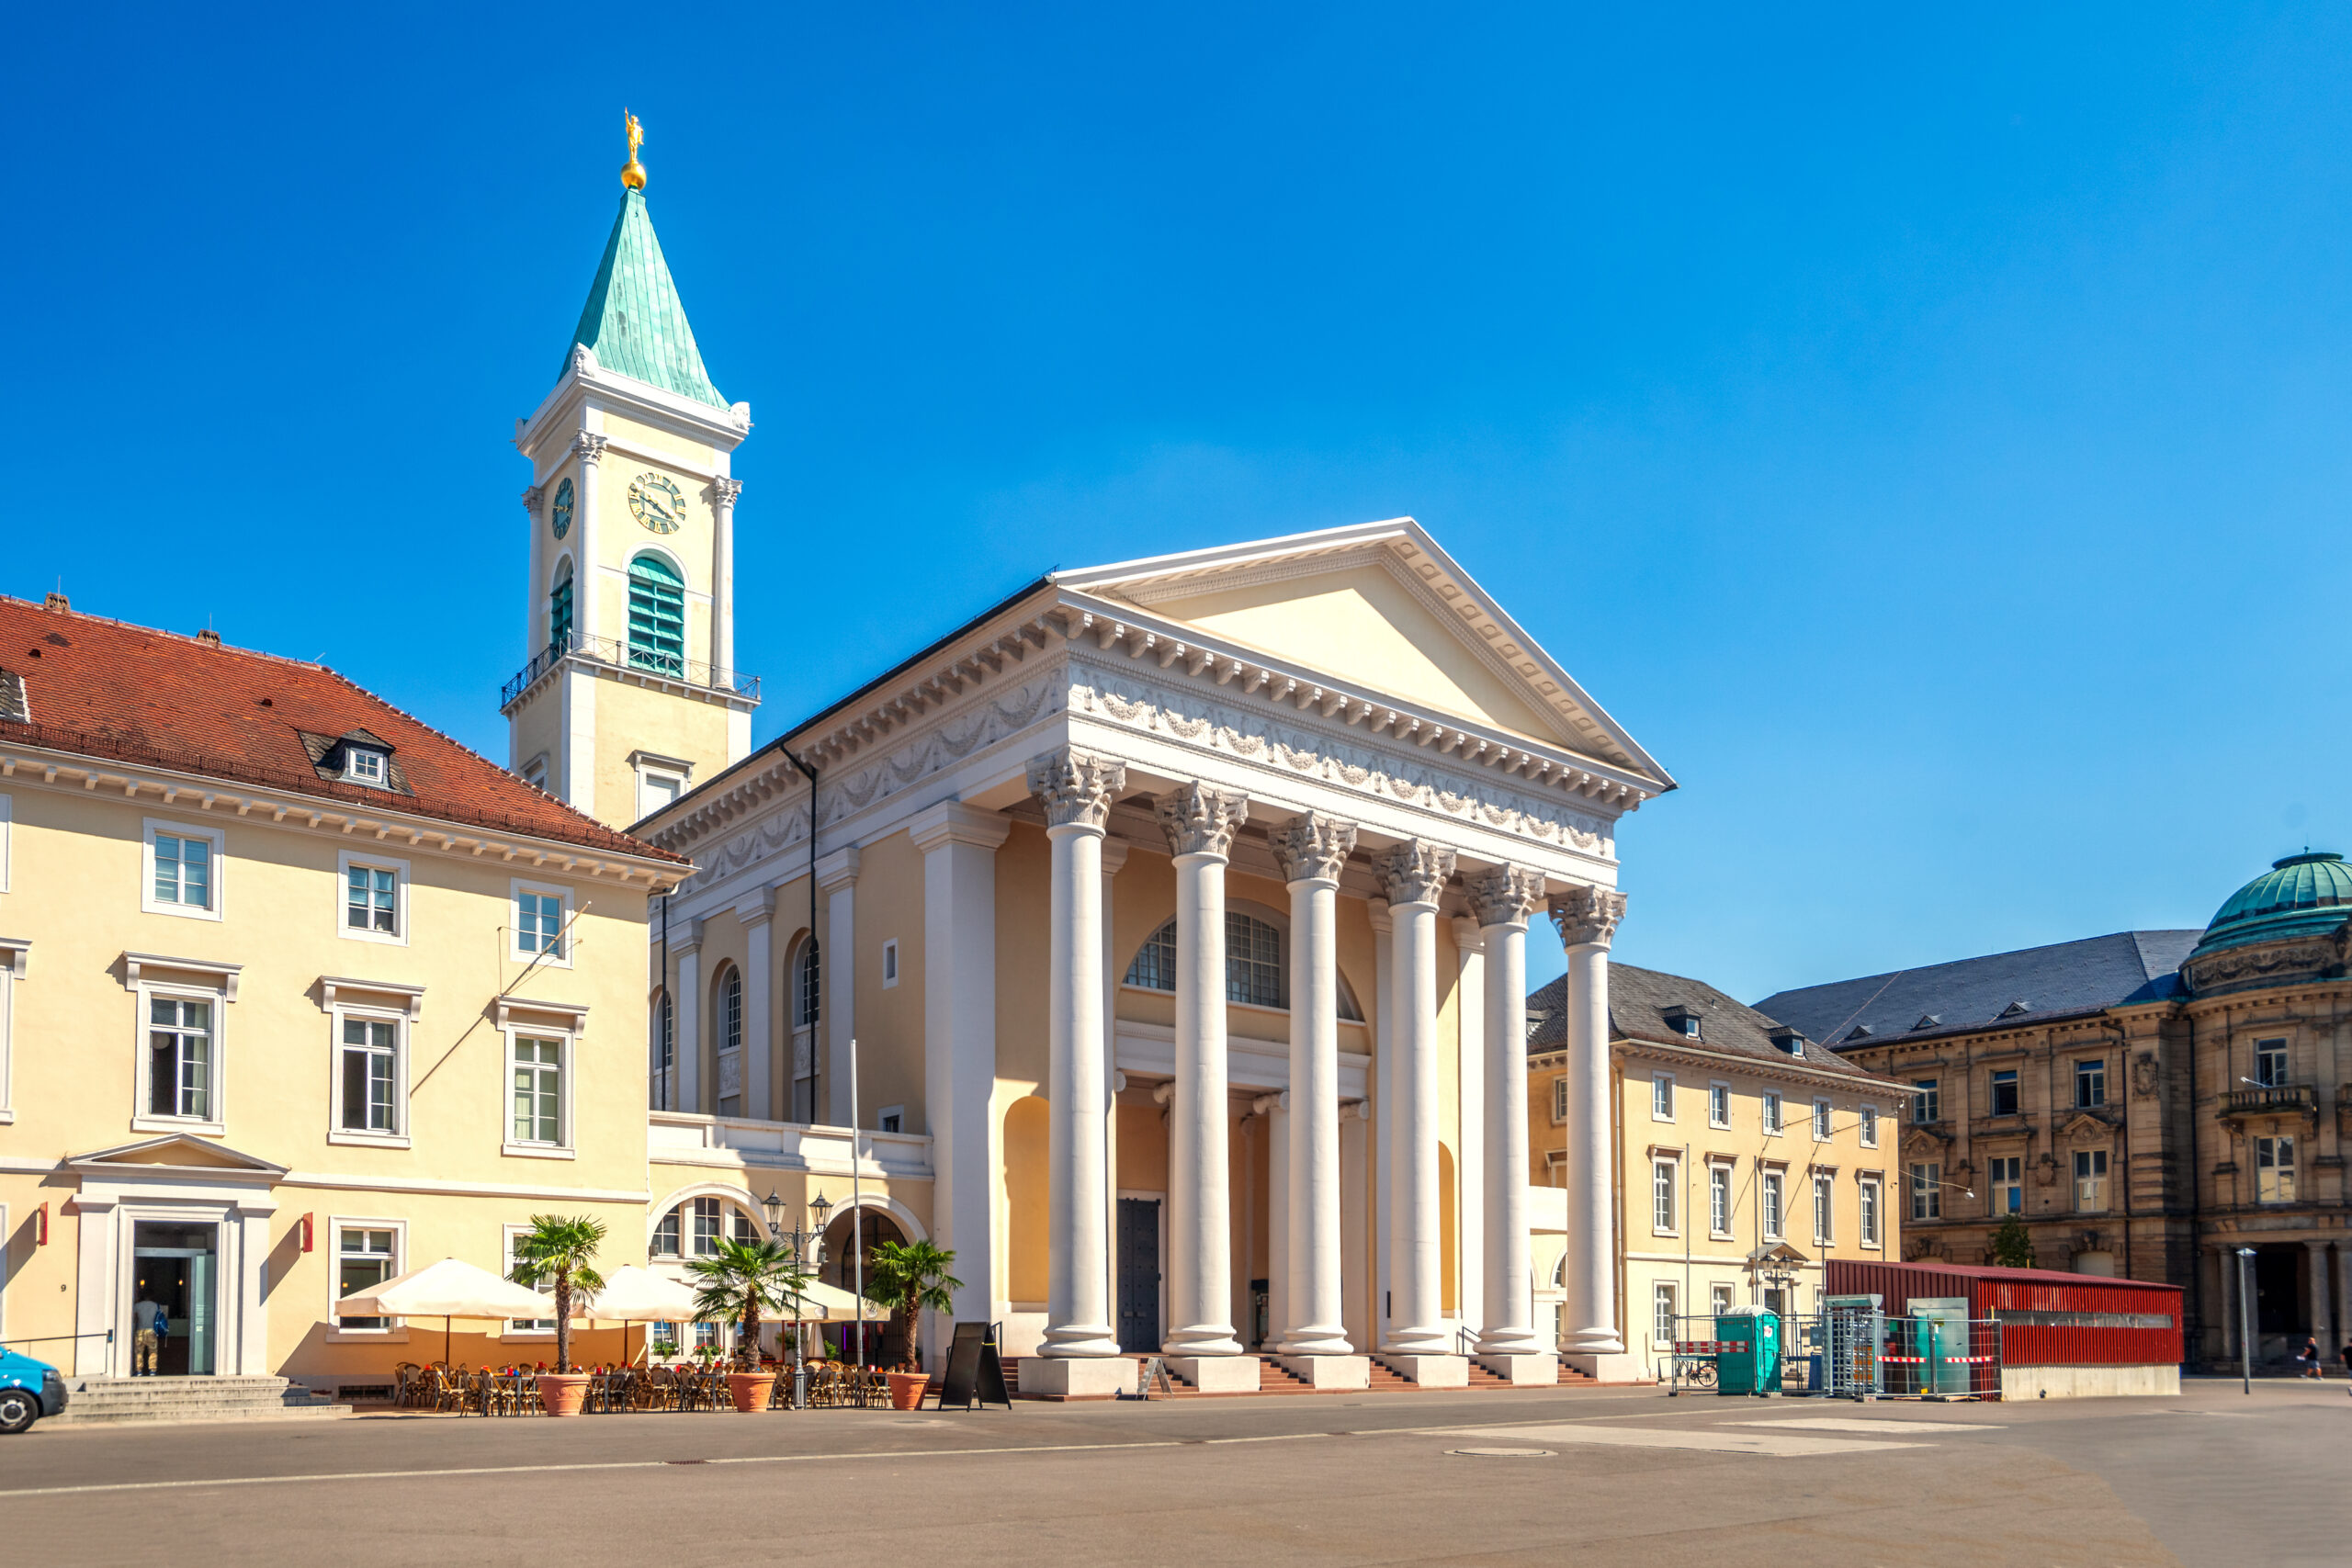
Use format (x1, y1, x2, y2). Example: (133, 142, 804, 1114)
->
(1824, 1260, 2183, 1367)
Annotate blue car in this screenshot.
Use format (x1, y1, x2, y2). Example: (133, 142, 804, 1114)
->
(0, 1346, 68, 1434)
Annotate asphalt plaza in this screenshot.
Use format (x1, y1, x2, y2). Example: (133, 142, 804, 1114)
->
(2, 1377, 2340, 1567)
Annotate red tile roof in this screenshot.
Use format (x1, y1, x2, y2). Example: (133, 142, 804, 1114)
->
(0, 594, 682, 864)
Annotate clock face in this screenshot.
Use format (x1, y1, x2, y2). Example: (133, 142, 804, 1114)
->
(550, 478, 574, 539)
(628, 471, 684, 535)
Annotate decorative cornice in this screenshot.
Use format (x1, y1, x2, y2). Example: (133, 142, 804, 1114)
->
(571, 431, 610, 467)
(1550, 885, 1627, 950)
(709, 477, 743, 508)
(1027, 748, 1127, 830)
(1467, 863, 1545, 930)
(1374, 839, 1455, 908)
(520, 485, 543, 518)
(1272, 812, 1357, 886)
(1155, 782, 1249, 860)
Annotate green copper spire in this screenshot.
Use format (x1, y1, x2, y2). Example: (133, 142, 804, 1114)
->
(565, 188, 728, 409)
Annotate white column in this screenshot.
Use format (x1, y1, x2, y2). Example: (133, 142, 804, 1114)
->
(560, 432, 606, 815)
(519, 485, 545, 660)
(1470, 863, 1549, 1379)
(1157, 782, 1251, 1385)
(1100, 840, 1129, 1338)
(818, 847, 861, 1128)
(1257, 1093, 1289, 1350)
(1554, 885, 1632, 1373)
(1023, 750, 1127, 1393)
(673, 921, 704, 1114)
(1375, 839, 1463, 1380)
(1369, 897, 1394, 1348)
(709, 476, 741, 675)
(1340, 1101, 1369, 1353)
(910, 802, 1009, 1370)
(1453, 914, 1486, 1340)
(571, 432, 608, 640)
(737, 890, 776, 1122)
(1273, 814, 1363, 1381)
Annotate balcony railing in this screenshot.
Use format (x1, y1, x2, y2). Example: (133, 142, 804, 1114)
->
(502, 632, 761, 706)
(2220, 1083, 2316, 1118)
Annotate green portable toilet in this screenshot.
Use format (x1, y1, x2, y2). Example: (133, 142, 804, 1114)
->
(1713, 1307, 1781, 1395)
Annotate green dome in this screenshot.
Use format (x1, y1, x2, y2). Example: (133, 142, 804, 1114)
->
(2190, 852, 2352, 958)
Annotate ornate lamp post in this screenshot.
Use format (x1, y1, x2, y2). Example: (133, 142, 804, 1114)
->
(763, 1189, 835, 1397)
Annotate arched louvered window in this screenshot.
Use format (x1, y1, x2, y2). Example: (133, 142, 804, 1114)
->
(793, 935, 821, 1029)
(627, 553, 685, 675)
(548, 558, 574, 654)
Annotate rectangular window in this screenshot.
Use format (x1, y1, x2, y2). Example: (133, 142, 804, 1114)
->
(2254, 1040, 2289, 1088)
(1989, 1069, 2019, 1117)
(335, 1227, 397, 1331)
(652, 1208, 681, 1258)
(692, 1195, 721, 1257)
(345, 864, 398, 934)
(1552, 1077, 1569, 1123)
(2256, 1135, 2296, 1203)
(637, 769, 684, 821)
(1709, 1082, 1730, 1128)
(2075, 1059, 2106, 1109)
(1652, 1074, 1674, 1122)
(1653, 1282, 1678, 1346)
(1761, 1094, 1782, 1135)
(1911, 1080, 1939, 1123)
(1813, 1173, 1833, 1244)
(504, 1228, 553, 1334)
(1710, 1283, 1734, 1317)
(1910, 1162, 1941, 1221)
(338, 1017, 398, 1134)
(882, 939, 900, 988)
(1761, 1171, 1783, 1240)
(514, 889, 566, 958)
(2074, 1148, 2109, 1212)
(143, 818, 227, 919)
(1709, 1165, 1732, 1235)
(1653, 1159, 1677, 1233)
(1813, 1100, 1832, 1141)
(1860, 1105, 1879, 1147)
(147, 996, 213, 1120)
(730, 1208, 758, 1246)
(343, 749, 387, 786)
(510, 1036, 563, 1145)
(1859, 1177, 1882, 1247)
(1990, 1155, 2022, 1216)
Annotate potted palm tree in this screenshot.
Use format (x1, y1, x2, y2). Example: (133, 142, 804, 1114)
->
(686, 1236, 808, 1412)
(508, 1213, 606, 1416)
(866, 1239, 961, 1410)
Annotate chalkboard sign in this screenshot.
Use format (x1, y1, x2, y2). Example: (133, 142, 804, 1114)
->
(938, 1321, 1012, 1411)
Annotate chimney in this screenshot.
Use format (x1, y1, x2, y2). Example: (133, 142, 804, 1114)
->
(43, 592, 68, 613)
(196, 628, 221, 646)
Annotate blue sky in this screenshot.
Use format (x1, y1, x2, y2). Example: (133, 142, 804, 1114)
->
(6, 6, 2347, 1001)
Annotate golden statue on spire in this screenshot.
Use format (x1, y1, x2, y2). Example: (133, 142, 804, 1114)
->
(621, 109, 647, 190)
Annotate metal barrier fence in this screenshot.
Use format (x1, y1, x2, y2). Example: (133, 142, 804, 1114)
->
(1658, 1311, 2004, 1400)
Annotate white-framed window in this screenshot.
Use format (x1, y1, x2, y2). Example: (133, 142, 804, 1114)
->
(1651, 1073, 1675, 1122)
(2256, 1135, 2296, 1203)
(876, 1104, 904, 1134)
(504, 1028, 573, 1156)
(1125, 910, 1299, 1010)
(142, 818, 224, 920)
(713, 963, 743, 1118)
(652, 1206, 682, 1258)
(332, 1004, 408, 1145)
(1552, 1077, 1569, 1123)
(2074, 1148, 2109, 1212)
(330, 1219, 405, 1338)
(1652, 1158, 1678, 1235)
(1910, 1162, 1941, 1221)
(1653, 1281, 1678, 1346)
(1812, 1100, 1832, 1141)
(792, 936, 820, 1028)
(503, 1225, 554, 1336)
(337, 851, 408, 945)
(2075, 1059, 2106, 1108)
(1859, 1175, 1883, 1248)
(2253, 1039, 2289, 1089)
(1710, 1282, 1735, 1317)
(1761, 1169, 1783, 1240)
(0, 938, 23, 1124)
(1813, 1172, 1834, 1244)
(1761, 1093, 1782, 1135)
(1989, 1156, 2022, 1216)
(882, 938, 899, 988)
(1860, 1104, 1879, 1148)
(638, 768, 685, 821)
(342, 746, 389, 786)
(510, 878, 572, 965)
(1709, 1163, 1732, 1237)
(1708, 1081, 1730, 1129)
(693, 1195, 722, 1257)
(140, 988, 221, 1132)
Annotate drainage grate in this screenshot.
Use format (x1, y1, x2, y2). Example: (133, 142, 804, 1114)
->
(1446, 1447, 1556, 1459)
(666, 1459, 710, 1466)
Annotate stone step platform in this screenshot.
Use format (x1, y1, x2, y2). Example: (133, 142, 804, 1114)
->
(1001, 1353, 1578, 1399)
(54, 1375, 352, 1426)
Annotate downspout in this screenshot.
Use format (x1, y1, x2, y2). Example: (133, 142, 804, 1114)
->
(2103, 1018, 2132, 1283)
(783, 747, 820, 1122)
(660, 892, 672, 1110)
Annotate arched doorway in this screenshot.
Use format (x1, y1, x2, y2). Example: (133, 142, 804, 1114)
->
(820, 1206, 908, 1364)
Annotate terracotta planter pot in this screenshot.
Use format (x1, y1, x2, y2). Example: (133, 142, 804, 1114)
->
(537, 1372, 591, 1417)
(885, 1371, 929, 1411)
(728, 1371, 776, 1413)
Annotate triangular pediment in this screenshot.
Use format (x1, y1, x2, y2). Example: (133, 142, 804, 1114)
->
(1057, 520, 1671, 785)
(68, 1134, 287, 1177)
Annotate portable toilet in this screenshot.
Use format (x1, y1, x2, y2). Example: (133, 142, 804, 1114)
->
(1713, 1307, 1781, 1395)
(1910, 1297, 1971, 1395)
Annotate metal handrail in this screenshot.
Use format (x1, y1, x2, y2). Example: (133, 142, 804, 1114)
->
(502, 631, 762, 706)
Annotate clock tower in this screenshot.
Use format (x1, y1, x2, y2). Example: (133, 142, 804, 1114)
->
(503, 121, 757, 829)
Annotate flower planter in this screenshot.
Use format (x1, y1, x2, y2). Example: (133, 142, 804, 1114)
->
(537, 1372, 591, 1417)
(728, 1371, 777, 1413)
(885, 1371, 929, 1411)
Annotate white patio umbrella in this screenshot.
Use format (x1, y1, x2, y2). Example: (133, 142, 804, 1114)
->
(786, 1279, 888, 1323)
(334, 1256, 557, 1365)
(578, 1265, 700, 1364)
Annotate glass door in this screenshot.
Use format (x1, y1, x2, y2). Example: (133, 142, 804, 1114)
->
(131, 1222, 220, 1377)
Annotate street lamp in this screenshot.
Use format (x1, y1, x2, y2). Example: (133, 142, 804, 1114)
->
(763, 1188, 838, 1400)
(2236, 1246, 2256, 1395)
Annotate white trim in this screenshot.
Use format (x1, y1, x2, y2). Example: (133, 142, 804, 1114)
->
(0, 936, 21, 1123)
(129, 970, 229, 1137)
(1857, 1172, 1883, 1250)
(0, 790, 11, 892)
(326, 1214, 410, 1342)
(325, 995, 413, 1150)
(508, 876, 575, 968)
(277, 1170, 648, 1202)
(1707, 1079, 1731, 1130)
(122, 950, 243, 1001)
(335, 850, 412, 948)
(1859, 1103, 1880, 1149)
(1706, 1159, 1734, 1240)
(1650, 1154, 1679, 1237)
(1760, 1092, 1783, 1137)
(1812, 1097, 1833, 1143)
(503, 1019, 577, 1159)
(141, 817, 226, 922)
(501, 1223, 557, 1338)
(1650, 1071, 1675, 1123)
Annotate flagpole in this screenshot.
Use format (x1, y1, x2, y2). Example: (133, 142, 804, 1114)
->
(851, 1034, 865, 1376)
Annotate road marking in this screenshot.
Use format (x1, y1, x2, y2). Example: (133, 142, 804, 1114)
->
(1728, 1417, 2001, 1434)
(1429, 1423, 1926, 1457)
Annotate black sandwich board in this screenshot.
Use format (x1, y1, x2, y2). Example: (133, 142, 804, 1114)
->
(938, 1320, 1012, 1411)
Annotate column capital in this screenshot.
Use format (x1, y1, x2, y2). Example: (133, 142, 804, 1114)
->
(571, 431, 610, 467)
(672, 916, 706, 953)
(1467, 863, 1545, 930)
(1374, 839, 1455, 908)
(733, 886, 777, 926)
(520, 484, 543, 519)
(709, 476, 744, 507)
(815, 845, 862, 892)
(1027, 748, 1127, 830)
(1272, 812, 1357, 886)
(1253, 1091, 1289, 1114)
(1549, 886, 1628, 950)
(909, 800, 1012, 854)
(1155, 782, 1249, 859)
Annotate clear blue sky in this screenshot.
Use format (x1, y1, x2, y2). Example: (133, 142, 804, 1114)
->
(6, 6, 2346, 1003)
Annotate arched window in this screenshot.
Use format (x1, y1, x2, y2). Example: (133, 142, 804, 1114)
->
(716, 966, 742, 1055)
(627, 553, 685, 675)
(649, 988, 674, 1111)
(1123, 912, 1353, 1014)
(793, 935, 820, 1029)
(548, 559, 574, 654)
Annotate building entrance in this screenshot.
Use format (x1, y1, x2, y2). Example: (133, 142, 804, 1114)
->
(1117, 1197, 1161, 1352)
(131, 1222, 219, 1376)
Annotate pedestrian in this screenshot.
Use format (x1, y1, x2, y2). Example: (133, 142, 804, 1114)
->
(131, 1288, 161, 1376)
(2339, 1341, 2351, 1393)
(152, 1301, 172, 1375)
(2295, 1337, 2322, 1379)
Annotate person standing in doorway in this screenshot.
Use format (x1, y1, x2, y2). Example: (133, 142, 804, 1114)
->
(132, 1288, 161, 1376)
(152, 1301, 172, 1376)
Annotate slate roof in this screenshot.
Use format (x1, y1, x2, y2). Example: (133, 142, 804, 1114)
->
(566, 189, 728, 409)
(1529, 962, 1879, 1081)
(0, 594, 681, 863)
(1753, 931, 2200, 1050)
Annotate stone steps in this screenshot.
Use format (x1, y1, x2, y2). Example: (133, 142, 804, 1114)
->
(55, 1375, 351, 1426)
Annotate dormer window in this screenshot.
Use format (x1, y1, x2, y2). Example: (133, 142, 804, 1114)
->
(1661, 1005, 1702, 1040)
(343, 747, 388, 786)
(1911, 1014, 1941, 1032)
(1768, 1025, 1807, 1057)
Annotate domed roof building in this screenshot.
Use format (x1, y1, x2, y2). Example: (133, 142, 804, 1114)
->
(2182, 852, 2352, 997)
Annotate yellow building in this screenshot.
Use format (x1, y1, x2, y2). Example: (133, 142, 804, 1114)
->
(1527, 964, 1905, 1372)
(0, 596, 681, 1397)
